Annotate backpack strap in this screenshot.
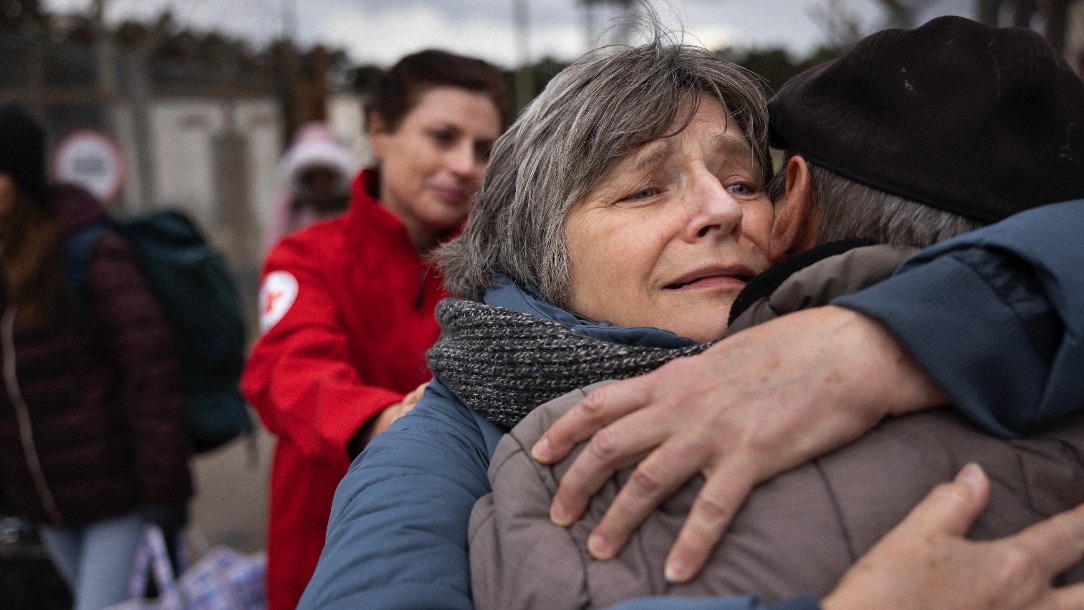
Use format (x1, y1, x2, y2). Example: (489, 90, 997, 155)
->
(64, 220, 111, 329)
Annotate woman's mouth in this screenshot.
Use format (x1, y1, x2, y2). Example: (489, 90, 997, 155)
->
(665, 268, 753, 290)
(433, 186, 468, 205)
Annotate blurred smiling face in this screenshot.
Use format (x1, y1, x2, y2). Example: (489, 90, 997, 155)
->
(370, 85, 502, 244)
(563, 97, 773, 343)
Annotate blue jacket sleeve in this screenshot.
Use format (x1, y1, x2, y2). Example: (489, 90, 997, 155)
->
(298, 380, 494, 610)
(834, 199, 1084, 437)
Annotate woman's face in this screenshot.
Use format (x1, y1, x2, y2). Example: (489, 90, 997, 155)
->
(370, 86, 502, 248)
(564, 98, 773, 343)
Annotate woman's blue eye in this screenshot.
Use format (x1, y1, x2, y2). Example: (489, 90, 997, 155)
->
(625, 187, 658, 201)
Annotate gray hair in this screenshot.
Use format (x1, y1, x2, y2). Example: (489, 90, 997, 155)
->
(767, 154, 985, 249)
(437, 35, 770, 306)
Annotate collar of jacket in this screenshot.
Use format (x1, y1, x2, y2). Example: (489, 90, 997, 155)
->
(347, 168, 403, 235)
(481, 273, 699, 349)
(348, 167, 466, 248)
(728, 238, 878, 326)
(429, 278, 708, 429)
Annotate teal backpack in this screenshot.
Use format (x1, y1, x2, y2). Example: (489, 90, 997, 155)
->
(66, 209, 253, 454)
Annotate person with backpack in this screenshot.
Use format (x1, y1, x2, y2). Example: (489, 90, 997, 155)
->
(240, 49, 511, 610)
(0, 103, 193, 610)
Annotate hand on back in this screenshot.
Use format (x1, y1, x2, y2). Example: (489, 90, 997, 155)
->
(533, 306, 946, 581)
(825, 464, 1084, 610)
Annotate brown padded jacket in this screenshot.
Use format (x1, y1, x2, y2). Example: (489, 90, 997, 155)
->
(469, 244, 1084, 609)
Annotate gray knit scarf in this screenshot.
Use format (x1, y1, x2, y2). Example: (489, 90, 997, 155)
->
(427, 298, 710, 429)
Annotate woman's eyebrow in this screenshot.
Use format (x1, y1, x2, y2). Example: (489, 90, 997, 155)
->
(429, 122, 462, 133)
(713, 133, 753, 158)
(632, 139, 674, 172)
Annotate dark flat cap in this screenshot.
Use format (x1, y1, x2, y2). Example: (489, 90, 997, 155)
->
(768, 15, 1084, 223)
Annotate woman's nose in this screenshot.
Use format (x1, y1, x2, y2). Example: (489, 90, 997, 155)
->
(685, 172, 743, 241)
(447, 142, 478, 177)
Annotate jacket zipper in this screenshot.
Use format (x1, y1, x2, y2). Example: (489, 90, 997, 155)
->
(2, 306, 64, 525)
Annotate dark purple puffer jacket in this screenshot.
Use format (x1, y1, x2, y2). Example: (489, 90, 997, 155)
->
(0, 183, 192, 526)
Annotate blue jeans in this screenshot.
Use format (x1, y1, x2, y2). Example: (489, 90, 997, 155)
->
(38, 511, 145, 610)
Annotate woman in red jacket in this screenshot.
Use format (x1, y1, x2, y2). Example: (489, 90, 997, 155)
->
(241, 49, 510, 610)
(0, 105, 192, 610)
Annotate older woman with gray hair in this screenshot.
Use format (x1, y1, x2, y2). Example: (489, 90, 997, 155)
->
(299, 34, 1084, 610)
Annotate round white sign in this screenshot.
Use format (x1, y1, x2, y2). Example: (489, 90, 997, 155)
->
(52, 129, 127, 203)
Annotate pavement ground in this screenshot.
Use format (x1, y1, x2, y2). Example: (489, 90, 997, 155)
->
(189, 417, 274, 555)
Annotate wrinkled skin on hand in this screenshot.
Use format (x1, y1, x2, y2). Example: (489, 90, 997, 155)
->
(532, 306, 947, 581)
(824, 464, 1084, 610)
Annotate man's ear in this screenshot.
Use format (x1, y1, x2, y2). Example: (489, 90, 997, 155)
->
(770, 155, 820, 261)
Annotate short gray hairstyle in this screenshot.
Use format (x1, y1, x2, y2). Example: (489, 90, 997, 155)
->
(437, 35, 770, 306)
(767, 154, 985, 249)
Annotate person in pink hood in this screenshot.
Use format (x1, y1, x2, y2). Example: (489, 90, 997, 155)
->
(261, 122, 359, 255)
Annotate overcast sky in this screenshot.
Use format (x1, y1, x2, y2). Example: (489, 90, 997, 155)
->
(43, 0, 978, 68)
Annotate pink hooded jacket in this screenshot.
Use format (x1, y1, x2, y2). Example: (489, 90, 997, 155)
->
(262, 122, 359, 255)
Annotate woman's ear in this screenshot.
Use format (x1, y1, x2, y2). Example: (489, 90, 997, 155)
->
(769, 155, 820, 261)
(367, 114, 388, 160)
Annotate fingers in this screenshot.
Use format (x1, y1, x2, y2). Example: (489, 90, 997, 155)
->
(584, 443, 706, 559)
(825, 466, 1084, 610)
(408, 381, 428, 399)
(1009, 502, 1084, 580)
(402, 382, 427, 408)
(1050, 581, 1084, 610)
(898, 463, 990, 538)
(663, 468, 756, 582)
(822, 466, 993, 610)
(393, 400, 414, 419)
(549, 404, 669, 526)
(532, 379, 653, 464)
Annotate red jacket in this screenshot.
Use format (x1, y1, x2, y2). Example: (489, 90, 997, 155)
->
(0, 184, 191, 527)
(241, 169, 448, 610)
